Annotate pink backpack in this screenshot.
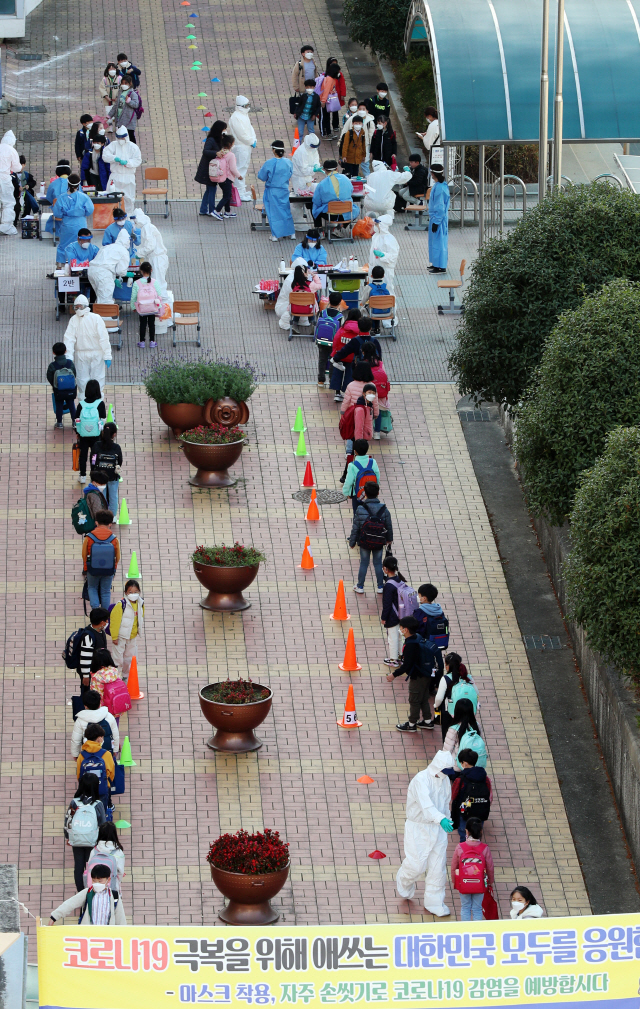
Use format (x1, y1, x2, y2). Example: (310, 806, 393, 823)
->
(102, 678, 132, 717)
(135, 280, 160, 316)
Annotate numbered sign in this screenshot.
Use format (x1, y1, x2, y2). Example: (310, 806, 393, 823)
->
(58, 276, 81, 292)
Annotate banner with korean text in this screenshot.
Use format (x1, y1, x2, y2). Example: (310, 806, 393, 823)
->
(38, 916, 640, 1009)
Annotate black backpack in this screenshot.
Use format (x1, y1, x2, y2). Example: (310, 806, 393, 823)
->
(459, 777, 491, 822)
(63, 627, 89, 669)
(91, 444, 119, 474)
(358, 503, 388, 550)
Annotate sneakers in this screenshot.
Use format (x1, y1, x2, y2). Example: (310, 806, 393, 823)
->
(137, 341, 146, 348)
(353, 585, 365, 594)
(373, 432, 381, 440)
(224, 212, 237, 218)
(210, 210, 223, 221)
(270, 235, 279, 241)
(383, 658, 399, 667)
(318, 381, 326, 388)
(376, 586, 384, 594)
(79, 475, 87, 484)
(396, 722, 417, 732)
(298, 318, 310, 326)
(289, 233, 296, 239)
(149, 340, 157, 348)
(417, 719, 436, 730)
(334, 393, 344, 403)
(55, 422, 64, 429)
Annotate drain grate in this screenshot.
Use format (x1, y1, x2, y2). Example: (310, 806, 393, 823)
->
(292, 488, 346, 504)
(459, 409, 492, 422)
(15, 53, 45, 60)
(14, 105, 47, 113)
(523, 635, 563, 650)
(19, 131, 56, 142)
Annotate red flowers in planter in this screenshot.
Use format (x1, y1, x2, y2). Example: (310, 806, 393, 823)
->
(192, 542, 266, 567)
(201, 679, 269, 704)
(180, 424, 245, 445)
(207, 828, 289, 874)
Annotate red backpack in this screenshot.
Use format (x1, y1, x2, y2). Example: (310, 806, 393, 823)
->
(338, 403, 365, 441)
(454, 841, 488, 894)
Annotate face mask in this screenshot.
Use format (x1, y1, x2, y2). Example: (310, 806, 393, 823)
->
(511, 901, 526, 912)
(121, 84, 129, 91)
(306, 89, 314, 94)
(378, 91, 387, 98)
(366, 393, 375, 402)
(119, 61, 129, 68)
(116, 220, 126, 227)
(94, 483, 106, 492)
(79, 241, 90, 249)
(127, 592, 139, 602)
(304, 53, 313, 59)
(92, 882, 108, 892)
(349, 106, 357, 113)
(243, 105, 250, 112)
(93, 143, 102, 150)
(353, 125, 362, 133)
(358, 109, 367, 116)
(376, 124, 383, 130)
(108, 69, 116, 76)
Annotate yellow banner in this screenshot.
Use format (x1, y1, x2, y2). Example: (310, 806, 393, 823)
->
(37, 916, 640, 1009)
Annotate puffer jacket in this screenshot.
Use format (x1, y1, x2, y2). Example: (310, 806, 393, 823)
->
(195, 134, 220, 185)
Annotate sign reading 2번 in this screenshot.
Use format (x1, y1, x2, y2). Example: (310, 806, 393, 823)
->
(37, 916, 640, 1009)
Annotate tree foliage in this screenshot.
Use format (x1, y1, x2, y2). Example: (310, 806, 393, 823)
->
(564, 426, 640, 681)
(516, 280, 640, 524)
(343, 0, 411, 61)
(394, 53, 435, 131)
(448, 184, 640, 410)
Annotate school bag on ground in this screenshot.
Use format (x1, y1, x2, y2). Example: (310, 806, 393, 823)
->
(314, 310, 342, 346)
(76, 400, 102, 439)
(78, 749, 109, 798)
(71, 496, 96, 535)
(67, 800, 100, 847)
(53, 366, 76, 391)
(388, 578, 418, 618)
(86, 532, 116, 577)
(458, 727, 488, 768)
(102, 678, 132, 717)
(449, 680, 478, 713)
(455, 841, 489, 894)
(135, 280, 161, 316)
(353, 458, 378, 501)
(459, 777, 491, 822)
(357, 502, 388, 550)
(83, 851, 119, 889)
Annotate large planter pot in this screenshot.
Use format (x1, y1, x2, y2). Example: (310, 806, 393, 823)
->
(204, 397, 250, 427)
(157, 398, 250, 437)
(180, 437, 245, 488)
(193, 561, 260, 611)
(199, 682, 273, 752)
(210, 863, 289, 925)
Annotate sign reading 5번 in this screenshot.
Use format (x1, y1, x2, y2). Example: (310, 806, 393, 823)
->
(37, 916, 640, 1009)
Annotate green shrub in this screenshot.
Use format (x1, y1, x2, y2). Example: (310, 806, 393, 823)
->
(564, 426, 640, 681)
(393, 54, 435, 131)
(142, 357, 258, 406)
(343, 0, 411, 61)
(448, 183, 640, 410)
(516, 280, 640, 524)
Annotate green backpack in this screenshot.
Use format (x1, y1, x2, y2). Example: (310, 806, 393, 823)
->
(448, 680, 478, 714)
(457, 727, 487, 768)
(71, 496, 96, 535)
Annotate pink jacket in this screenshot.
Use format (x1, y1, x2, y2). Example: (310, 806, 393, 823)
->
(340, 381, 380, 417)
(210, 149, 240, 183)
(354, 402, 374, 441)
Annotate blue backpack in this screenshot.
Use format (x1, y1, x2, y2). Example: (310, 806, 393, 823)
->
(79, 748, 109, 798)
(353, 457, 378, 501)
(314, 310, 342, 346)
(86, 533, 116, 576)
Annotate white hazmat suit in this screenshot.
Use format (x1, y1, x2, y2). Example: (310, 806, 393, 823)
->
(88, 229, 131, 304)
(227, 96, 256, 201)
(102, 128, 142, 214)
(275, 257, 308, 331)
(362, 160, 411, 221)
(368, 214, 399, 293)
(63, 295, 112, 398)
(132, 208, 169, 294)
(0, 130, 20, 236)
(291, 134, 321, 193)
(396, 750, 454, 917)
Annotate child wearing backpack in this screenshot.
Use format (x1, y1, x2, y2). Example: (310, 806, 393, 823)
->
(91, 423, 122, 517)
(451, 816, 494, 921)
(109, 578, 144, 679)
(349, 480, 393, 594)
(77, 722, 115, 809)
(342, 438, 380, 513)
(433, 652, 477, 742)
(47, 341, 77, 429)
(90, 649, 132, 717)
(131, 261, 162, 348)
(87, 822, 125, 888)
(412, 583, 450, 649)
(64, 773, 107, 891)
(82, 509, 120, 609)
(361, 265, 391, 331)
(315, 291, 343, 387)
(381, 556, 417, 666)
(386, 615, 435, 731)
(75, 380, 106, 483)
(339, 382, 378, 454)
(47, 862, 127, 926)
(444, 698, 487, 769)
(71, 688, 119, 758)
(330, 308, 361, 401)
(443, 748, 492, 841)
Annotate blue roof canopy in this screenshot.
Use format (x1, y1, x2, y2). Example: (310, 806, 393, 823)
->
(405, 0, 640, 142)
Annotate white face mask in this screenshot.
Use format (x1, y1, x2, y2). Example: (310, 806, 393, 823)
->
(93, 483, 106, 492)
(365, 393, 375, 402)
(116, 220, 126, 227)
(93, 143, 102, 150)
(511, 900, 526, 912)
(108, 69, 116, 76)
(79, 241, 90, 249)
(376, 124, 383, 130)
(358, 109, 367, 116)
(99, 129, 105, 135)
(353, 125, 362, 133)
(243, 105, 250, 111)
(349, 105, 357, 113)
(306, 89, 314, 94)
(378, 91, 387, 98)
(303, 53, 313, 59)
(121, 84, 129, 91)
(119, 61, 129, 68)
(92, 882, 108, 892)
(127, 593, 139, 602)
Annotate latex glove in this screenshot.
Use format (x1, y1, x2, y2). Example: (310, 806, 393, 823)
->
(374, 250, 384, 258)
(313, 165, 323, 172)
(431, 223, 438, 233)
(440, 817, 454, 833)
(105, 360, 112, 368)
(403, 166, 411, 172)
(120, 159, 128, 166)
(252, 141, 257, 148)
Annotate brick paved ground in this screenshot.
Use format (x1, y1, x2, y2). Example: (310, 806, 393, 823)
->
(0, 383, 590, 947)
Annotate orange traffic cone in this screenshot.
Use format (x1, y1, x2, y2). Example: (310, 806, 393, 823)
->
(291, 126, 300, 155)
(357, 774, 375, 784)
(302, 461, 315, 487)
(299, 536, 315, 570)
(337, 684, 362, 728)
(127, 655, 145, 701)
(339, 628, 362, 670)
(330, 579, 350, 620)
(306, 488, 321, 521)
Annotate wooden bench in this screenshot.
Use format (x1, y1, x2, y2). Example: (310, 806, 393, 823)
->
(437, 259, 466, 315)
(404, 193, 428, 231)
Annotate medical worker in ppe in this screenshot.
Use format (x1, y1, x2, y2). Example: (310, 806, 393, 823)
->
(291, 133, 321, 193)
(63, 295, 112, 398)
(54, 174, 94, 258)
(368, 215, 399, 298)
(0, 131, 21, 235)
(60, 228, 100, 269)
(132, 208, 169, 294)
(275, 257, 308, 330)
(44, 163, 71, 236)
(312, 160, 358, 232)
(102, 126, 142, 215)
(102, 207, 138, 246)
(396, 750, 455, 916)
(362, 160, 411, 221)
(257, 141, 296, 242)
(427, 163, 450, 273)
(87, 229, 131, 305)
(227, 96, 256, 201)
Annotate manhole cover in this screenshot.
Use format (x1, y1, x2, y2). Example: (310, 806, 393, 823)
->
(14, 105, 47, 113)
(16, 53, 45, 60)
(523, 635, 563, 650)
(292, 488, 345, 504)
(19, 131, 56, 142)
(459, 409, 492, 422)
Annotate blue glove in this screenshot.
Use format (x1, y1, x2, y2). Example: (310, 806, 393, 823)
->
(252, 141, 257, 148)
(440, 817, 454, 833)
(105, 360, 111, 368)
(374, 250, 384, 258)
(120, 159, 128, 166)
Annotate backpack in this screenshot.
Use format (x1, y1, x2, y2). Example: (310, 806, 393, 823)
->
(458, 777, 491, 823)
(208, 157, 222, 180)
(86, 532, 117, 577)
(388, 578, 418, 618)
(134, 89, 144, 120)
(339, 402, 366, 442)
(455, 841, 489, 894)
(102, 678, 132, 717)
(135, 280, 160, 316)
(93, 717, 114, 753)
(53, 366, 76, 391)
(357, 502, 388, 551)
(63, 625, 92, 669)
(76, 400, 103, 439)
(91, 444, 119, 473)
(83, 850, 119, 889)
(67, 800, 100, 847)
(449, 680, 478, 713)
(417, 636, 441, 677)
(79, 748, 109, 798)
(72, 496, 96, 535)
(353, 458, 378, 501)
(457, 727, 488, 768)
(416, 608, 450, 649)
(314, 310, 342, 347)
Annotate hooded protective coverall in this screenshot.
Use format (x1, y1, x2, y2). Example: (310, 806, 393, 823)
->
(396, 750, 454, 916)
(428, 180, 450, 269)
(0, 131, 21, 236)
(63, 295, 112, 398)
(275, 257, 308, 330)
(87, 229, 131, 305)
(55, 189, 95, 258)
(257, 156, 295, 239)
(227, 96, 256, 201)
(132, 209, 168, 293)
(368, 215, 399, 292)
(102, 132, 142, 214)
(362, 160, 411, 220)
(291, 134, 321, 193)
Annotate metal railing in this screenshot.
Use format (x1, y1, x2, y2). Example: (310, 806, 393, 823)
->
(592, 173, 623, 188)
(449, 174, 479, 226)
(502, 174, 527, 217)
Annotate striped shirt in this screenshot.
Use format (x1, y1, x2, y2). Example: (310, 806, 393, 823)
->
(90, 888, 111, 924)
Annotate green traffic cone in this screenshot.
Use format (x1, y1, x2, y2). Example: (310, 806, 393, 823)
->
(294, 431, 307, 456)
(291, 406, 306, 433)
(114, 820, 131, 828)
(127, 551, 140, 578)
(118, 737, 136, 767)
(115, 498, 132, 526)
(106, 403, 115, 423)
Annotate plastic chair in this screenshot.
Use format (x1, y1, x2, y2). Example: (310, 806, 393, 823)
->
(369, 295, 397, 341)
(437, 260, 466, 316)
(288, 292, 318, 342)
(92, 303, 122, 351)
(404, 193, 428, 231)
(326, 200, 354, 243)
(250, 185, 270, 232)
(172, 300, 201, 347)
(142, 168, 170, 218)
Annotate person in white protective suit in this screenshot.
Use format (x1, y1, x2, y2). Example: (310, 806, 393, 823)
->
(131, 208, 168, 294)
(362, 160, 411, 221)
(396, 750, 455, 916)
(63, 295, 112, 399)
(87, 229, 131, 305)
(368, 215, 399, 305)
(102, 126, 142, 215)
(227, 96, 256, 201)
(275, 256, 308, 331)
(0, 131, 21, 236)
(291, 133, 321, 192)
